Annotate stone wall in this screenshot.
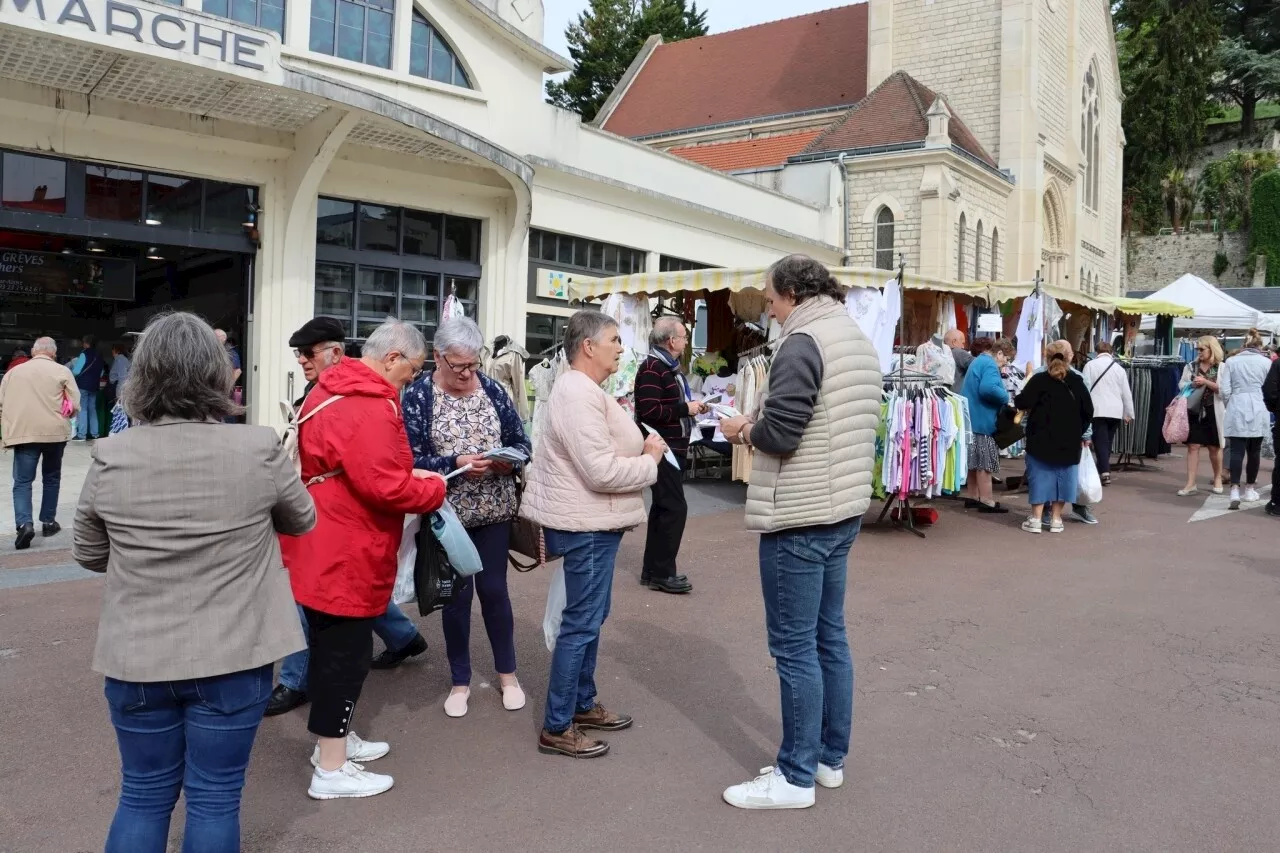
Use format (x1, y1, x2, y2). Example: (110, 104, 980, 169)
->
(845, 164, 925, 270)
(1037, 0, 1069, 153)
(1122, 232, 1253, 291)
(954, 171, 1010, 281)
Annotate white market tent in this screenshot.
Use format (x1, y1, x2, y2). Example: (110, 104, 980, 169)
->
(1138, 274, 1270, 331)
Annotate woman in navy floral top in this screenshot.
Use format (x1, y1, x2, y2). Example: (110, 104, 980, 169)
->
(402, 317, 531, 719)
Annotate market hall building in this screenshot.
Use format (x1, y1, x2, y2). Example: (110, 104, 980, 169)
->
(0, 0, 840, 426)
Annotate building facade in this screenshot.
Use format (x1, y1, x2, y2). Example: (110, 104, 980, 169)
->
(0, 0, 842, 427)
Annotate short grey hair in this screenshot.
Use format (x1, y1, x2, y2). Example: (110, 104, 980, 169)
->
(564, 309, 618, 361)
(121, 312, 240, 423)
(362, 318, 428, 361)
(649, 316, 686, 349)
(433, 317, 484, 358)
(31, 337, 56, 356)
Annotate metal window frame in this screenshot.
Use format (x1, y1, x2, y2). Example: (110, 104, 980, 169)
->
(409, 11, 471, 88)
(312, 0, 394, 68)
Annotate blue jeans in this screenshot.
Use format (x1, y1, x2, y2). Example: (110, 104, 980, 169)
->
(542, 529, 622, 733)
(76, 389, 99, 439)
(759, 516, 861, 788)
(278, 601, 418, 692)
(11, 442, 65, 528)
(103, 664, 272, 853)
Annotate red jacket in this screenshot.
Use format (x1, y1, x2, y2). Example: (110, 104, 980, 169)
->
(281, 359, 445, 617)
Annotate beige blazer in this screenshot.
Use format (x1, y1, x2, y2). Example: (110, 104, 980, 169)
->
(0, 356, 80, 447)
(74, 419, 314, 682)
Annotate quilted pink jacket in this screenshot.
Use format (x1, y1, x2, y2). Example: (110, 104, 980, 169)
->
(520, 369, 658, 532)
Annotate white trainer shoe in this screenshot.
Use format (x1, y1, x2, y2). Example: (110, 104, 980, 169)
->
(723, 767, 816, 810)
(1245, 487, 1261, 503)
(307, 760, 394, 800)
(815, 763, 844, 789)
(1230, 486, 1242, 510)
(310, 731, 389, 768)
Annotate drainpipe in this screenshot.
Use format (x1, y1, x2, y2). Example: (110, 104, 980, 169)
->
(837, 153, 850, 266)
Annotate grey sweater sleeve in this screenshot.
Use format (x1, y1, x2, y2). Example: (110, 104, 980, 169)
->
(750, 335, 824, 456)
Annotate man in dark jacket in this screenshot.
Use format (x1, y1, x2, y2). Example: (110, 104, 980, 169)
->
(71, 335, 104, 440)
(634, 317, 707, 594)
(1263, 355, 1280, 517)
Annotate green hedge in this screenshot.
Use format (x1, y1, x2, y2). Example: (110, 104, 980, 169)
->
(1253, 170, 1280, 286)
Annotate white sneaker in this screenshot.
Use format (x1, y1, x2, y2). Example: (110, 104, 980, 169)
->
(1245, 487, 1261, 503)
(815, 763, 844, 789)
(723, 767, 815, 810)
(307, 760, 394, 800)
(1230, 486, 1241, 510)
(310, 731, 389, 767)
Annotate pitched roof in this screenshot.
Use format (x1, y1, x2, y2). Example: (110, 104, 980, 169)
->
(601, 5, 868, 139)
(667, 130, 826, 172)
(799, 71, 998, 168)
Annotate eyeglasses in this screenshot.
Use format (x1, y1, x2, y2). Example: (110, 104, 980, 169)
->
(440, 353, 480, 375)
(294, 344, 339, 360)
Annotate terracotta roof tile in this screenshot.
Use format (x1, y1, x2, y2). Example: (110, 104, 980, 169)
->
(799, 71, 998, 168)
(667, 130, 826, 172)
(602, 5, 868, 138)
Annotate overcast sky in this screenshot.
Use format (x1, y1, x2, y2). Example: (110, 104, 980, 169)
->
(541, 0, 847, 59)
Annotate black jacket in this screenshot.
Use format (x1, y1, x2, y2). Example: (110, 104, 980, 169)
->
(1015, 370, 1094, 466)
(1263, 358, 1280, 416)
(635, 354, 693, 452)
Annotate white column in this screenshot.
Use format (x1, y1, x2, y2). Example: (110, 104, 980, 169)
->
(392, 0, 412, 75)
(286, 0, 311, 51)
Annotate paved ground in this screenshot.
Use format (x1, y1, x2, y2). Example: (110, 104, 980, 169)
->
(2, 444, 1279, 852)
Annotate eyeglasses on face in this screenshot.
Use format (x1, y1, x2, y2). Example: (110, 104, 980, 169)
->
(440, 353, 480, 374)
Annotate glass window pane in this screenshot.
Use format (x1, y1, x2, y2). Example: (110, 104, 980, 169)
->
(337, 0, 365, 62)
(402, 271, 437, 296)
(403, 209, 440, 257)
(453, 57, 469, 88)
(204, 182, 254, 235)
(366, 9, 392, 68)
(309, 0, 335, 53)
(446, 276, 478, 303)
(315, 262, 354, 292)
(358, 292, 395, 316)
(409, 18, 429, 77)
(556, 233, 573, 265)
(145, 174, 200, 231)
(316, 289, 353, 318)
(316, 198, 355, 247)
(203, 0, 229, 16)
(85, 165, 143, 221)
(429, 31, 453, 83)
(230, 0, 257, 25)
(356, 320, 384, 339)
(359, 203, 398, 252)
(589, 242, 604, 271)
(540, 233, 558, 262)
(3, 153, 67, 214)
(366, 0, 392, 9)
(260, 0, 285, 35)
(603, 245, 618, 273)
(358, 266, 397, 293)
(443, 216, 479, 262)
(570, 238, 588, 267)
(400, 297, 439, 325)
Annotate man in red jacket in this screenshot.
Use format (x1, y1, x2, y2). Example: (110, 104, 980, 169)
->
(280, 318, 446, 801)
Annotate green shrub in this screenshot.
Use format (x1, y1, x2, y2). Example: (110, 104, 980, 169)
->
(1213, 252, 1230, 278)
(1253, 171, 1280, 285)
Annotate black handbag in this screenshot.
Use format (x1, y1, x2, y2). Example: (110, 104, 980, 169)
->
(413, 521, 464, 616)
(993, 405, 1025, 450)
(508, 475, 560, 572)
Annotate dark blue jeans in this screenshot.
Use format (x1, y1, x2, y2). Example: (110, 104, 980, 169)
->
(542, 529, 622, 733)
(759, 516, 861, 788)
(76, 389, 99, 439)
(103, 664, 272, 853)
(278, 600, 419, 692)
(11, 441, 65, 528)
(442, 522, 516, 685)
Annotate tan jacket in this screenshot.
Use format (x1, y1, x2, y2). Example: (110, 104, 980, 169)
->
(520, 369, 658, 532)
(0, 356, 80, 447)
(74, 420, 314, 682)
(745, 297, 883, 532)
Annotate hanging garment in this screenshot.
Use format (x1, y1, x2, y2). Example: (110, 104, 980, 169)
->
(873, 277, 902, 373)
(1014, 294, 1044, 374)
(845, 286, 885, 344)
(487, 346, 530, 423)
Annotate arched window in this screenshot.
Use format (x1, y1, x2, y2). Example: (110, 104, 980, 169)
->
(990, 227, 999, 280)
(1081, 61, 1100, 211)
(410, 11, 472, 87)
(975, 221, 985, 281)
(874, 206, 895, 270)
(310, 0, 393, 68)
(957, 213, 967, 281)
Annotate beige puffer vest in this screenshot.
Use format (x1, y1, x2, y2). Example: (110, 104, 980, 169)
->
(745, 296, 883, 533)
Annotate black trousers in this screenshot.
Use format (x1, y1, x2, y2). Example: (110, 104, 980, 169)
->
(1272, 427, 1280, 505)
(643, 451, 687, 580)
(1091, 417, 1120, 474)
(1227, 436, 1263, 486)
(303, 606, 374, 739)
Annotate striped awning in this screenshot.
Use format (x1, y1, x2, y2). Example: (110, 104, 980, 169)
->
(569, 267, 992, 301)
(1104, 297, 1195, 318)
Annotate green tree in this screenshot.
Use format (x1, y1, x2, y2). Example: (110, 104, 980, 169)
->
(1161, 168, 1195, 233)
(1212, 0, 1280, 137)
(1250, 169, 1280, 285)
(546, 0, 709, 122)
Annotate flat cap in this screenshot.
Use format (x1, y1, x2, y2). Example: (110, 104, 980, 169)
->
(288, 317, 346, 349)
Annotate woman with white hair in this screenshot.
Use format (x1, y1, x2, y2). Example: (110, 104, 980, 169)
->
(280, 318, 446, 800)
(402, 316, 532, 718)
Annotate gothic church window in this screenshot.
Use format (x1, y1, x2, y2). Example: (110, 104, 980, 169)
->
(957, 213, 967, 281)
(975, 221, 984, 280)
(1082, 61, 1100, 211)
(990, 227, 999, 280)
(874, 206, 895, 270)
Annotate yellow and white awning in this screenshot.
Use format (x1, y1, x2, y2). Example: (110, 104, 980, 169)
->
(568, 267, 992, 301)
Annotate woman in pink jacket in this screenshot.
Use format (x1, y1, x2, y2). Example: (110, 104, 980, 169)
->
(520, 310, 667, 759)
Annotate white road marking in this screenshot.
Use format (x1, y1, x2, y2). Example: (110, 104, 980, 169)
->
(1188, 485, 1272, 523)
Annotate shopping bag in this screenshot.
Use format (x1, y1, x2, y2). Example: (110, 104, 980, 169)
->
(413, 523, 464, 617)
(426, 501, 483, 577)
(543, 564, 566, 652)
(1162, 395, 1189, 445)
(392, 515, 421, 605)
(1077, 447, 1103, 505)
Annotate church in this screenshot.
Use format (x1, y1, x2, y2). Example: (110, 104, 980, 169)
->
(594, 0, 1124, 298)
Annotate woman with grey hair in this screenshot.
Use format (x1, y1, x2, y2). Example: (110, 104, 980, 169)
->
(520, 310, 668, 758)
(73, 312, 316, 850)
(402, 316, 532, 718)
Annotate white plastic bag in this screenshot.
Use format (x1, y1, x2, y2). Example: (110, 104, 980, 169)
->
(543, 564, 566, 652)
(392, 515, 421, 605)
(1077, 447, 1103, 505)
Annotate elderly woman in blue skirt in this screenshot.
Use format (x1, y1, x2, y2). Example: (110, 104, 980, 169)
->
(1014, 340, 1094, 534)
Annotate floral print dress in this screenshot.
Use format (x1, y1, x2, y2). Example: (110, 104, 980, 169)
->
(431, 386, 518, 528)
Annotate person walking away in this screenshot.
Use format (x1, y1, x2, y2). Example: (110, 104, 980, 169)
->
(1263, 354, 1280, 517)
(1177, 337, 1226, 496)
(0, 337, 79, 549)
(107, 342, 130, 414)
(72, 312, 315, 853)
(1081, 342, 1133, 487)
(718, 254, 882, 810)
(1220, 330, 1271, 510)
(961, 338, 1015, 513)
(70, 335, 104, 440)
(281, 318, 446, 800)
(520, 310, 666, 759)
(634, 317, 707, 594)
(945, 328, 973, 393)
(1015, 341, 1094, 534)
(402, 317, 532, 717)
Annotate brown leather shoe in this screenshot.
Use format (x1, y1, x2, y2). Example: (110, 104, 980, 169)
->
(538, 725, 609, 758)
(573, 703, 633, 731)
